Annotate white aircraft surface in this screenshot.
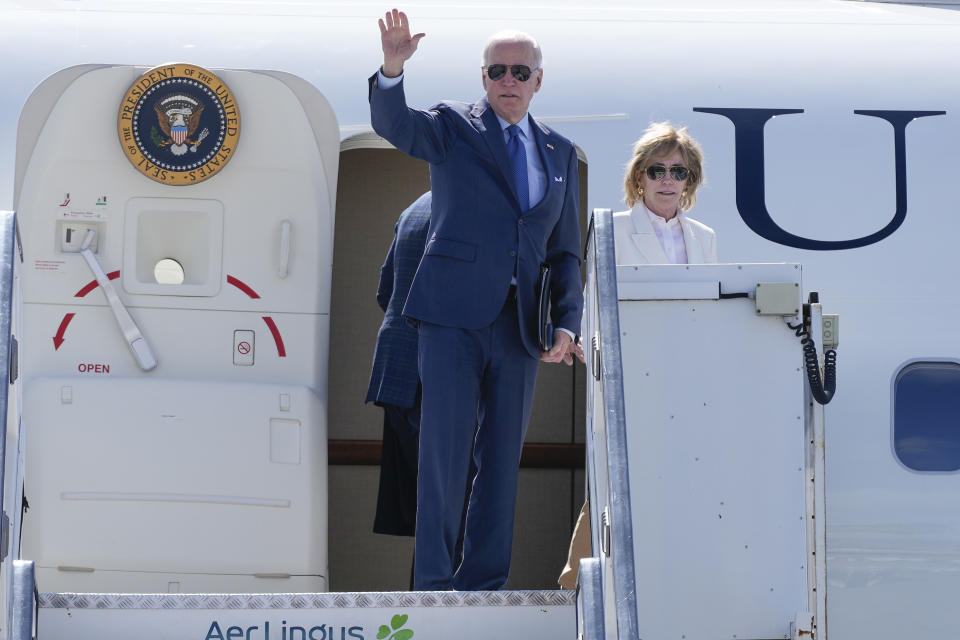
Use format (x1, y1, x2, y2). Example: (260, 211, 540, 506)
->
(1, 1, 960, 639)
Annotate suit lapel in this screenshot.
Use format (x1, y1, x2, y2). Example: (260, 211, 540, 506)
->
(472, 99, 522, 207)
(679, 217, 704, 263)
(630, 205, 669, 263)
(529, 117, 560, 212)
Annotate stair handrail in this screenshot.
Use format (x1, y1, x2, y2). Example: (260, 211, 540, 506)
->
(11, 560, 34, 640)
(580, 208, 638, 638)
(0, 212, 16, 573)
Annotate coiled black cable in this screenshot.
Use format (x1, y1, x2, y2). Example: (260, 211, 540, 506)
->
(788, 321, 837, 405)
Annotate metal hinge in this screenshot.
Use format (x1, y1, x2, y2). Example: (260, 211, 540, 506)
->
(600, 507, 611, 557)
(14, 220, 23, 264)
(0, 510, 8, 561)
(591, 333, 601, 381)
(791, 611, 814, 640)
(9, 335, 17, 385)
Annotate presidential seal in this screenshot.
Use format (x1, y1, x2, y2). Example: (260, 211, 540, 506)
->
(117, 63, 240, 185)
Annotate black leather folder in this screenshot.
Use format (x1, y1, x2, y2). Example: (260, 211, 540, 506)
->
(537, 263, 552, 351)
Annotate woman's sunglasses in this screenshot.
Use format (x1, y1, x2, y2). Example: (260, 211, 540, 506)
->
(644, 164, 690, 181)
(485, 64, 537, 82)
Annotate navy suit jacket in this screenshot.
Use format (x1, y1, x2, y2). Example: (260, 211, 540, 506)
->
(365, 192, 432, 408)
(369, 74, 583, 358)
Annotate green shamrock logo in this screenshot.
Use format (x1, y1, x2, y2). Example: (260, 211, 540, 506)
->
(377, 613, 413, 640)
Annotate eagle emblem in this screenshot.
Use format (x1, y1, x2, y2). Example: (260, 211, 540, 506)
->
(118, 63, 240, 185)
(153, 94, 209, 156)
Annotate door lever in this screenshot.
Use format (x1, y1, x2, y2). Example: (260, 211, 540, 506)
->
(80, 230, 157, 371)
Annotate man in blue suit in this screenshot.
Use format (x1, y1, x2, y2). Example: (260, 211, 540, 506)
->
(367, 191, 475, 588)
(370, 9, 583, 591)
(366, 192, 432, 538)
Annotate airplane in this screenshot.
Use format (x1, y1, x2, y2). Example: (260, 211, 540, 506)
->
(1, 0, 960, 638)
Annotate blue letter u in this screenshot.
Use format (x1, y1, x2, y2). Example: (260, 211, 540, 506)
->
(693, 107, 945, 250)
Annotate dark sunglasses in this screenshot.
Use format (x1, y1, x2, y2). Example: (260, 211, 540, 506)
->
(485, 64, 537, 82)
(644, 164, 690, 181)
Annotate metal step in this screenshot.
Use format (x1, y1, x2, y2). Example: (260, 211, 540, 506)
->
(38, 590, 576, 640)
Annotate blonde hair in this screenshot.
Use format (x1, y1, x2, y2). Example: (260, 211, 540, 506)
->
(623, 122, 704, 210)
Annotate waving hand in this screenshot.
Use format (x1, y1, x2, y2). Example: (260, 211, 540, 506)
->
(379, 8, 426, 77)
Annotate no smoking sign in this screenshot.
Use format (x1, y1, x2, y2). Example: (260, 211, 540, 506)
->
(233, 330, 255, 366)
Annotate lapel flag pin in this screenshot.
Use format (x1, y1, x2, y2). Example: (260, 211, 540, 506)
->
(546, 143, 555, 150)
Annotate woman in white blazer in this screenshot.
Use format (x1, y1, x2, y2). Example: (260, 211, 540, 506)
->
(613, 121, 716, 265)
(559, 122, 716, 589)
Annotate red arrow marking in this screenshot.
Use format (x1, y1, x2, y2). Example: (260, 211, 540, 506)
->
(75, 270, 120, 298)
(262, 316, 286, 357)
(53, 313, 75, 350)
(227, 275, 261, 299)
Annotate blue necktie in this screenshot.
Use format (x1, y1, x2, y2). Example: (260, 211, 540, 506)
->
(506, 125, 529, 212)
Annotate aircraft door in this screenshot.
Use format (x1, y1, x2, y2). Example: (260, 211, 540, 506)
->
(14, 64, 338, 593)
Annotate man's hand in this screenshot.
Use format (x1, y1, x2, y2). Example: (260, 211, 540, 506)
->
(570, 337, 585, 364)
(379, 8, 425, 77)
(541, 330, 574, 365)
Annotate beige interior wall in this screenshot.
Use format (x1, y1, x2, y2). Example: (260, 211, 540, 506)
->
(327, 142, 588, 591)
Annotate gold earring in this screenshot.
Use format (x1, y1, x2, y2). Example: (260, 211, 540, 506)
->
(637, 187, 644, 200)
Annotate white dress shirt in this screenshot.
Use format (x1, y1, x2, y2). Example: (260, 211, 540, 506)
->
(612, 203, 717, 265)
(377, 69, 404, 88)
(645, 205, 688, 265)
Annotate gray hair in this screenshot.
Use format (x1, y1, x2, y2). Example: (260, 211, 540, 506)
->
(481, 30, 542, 69)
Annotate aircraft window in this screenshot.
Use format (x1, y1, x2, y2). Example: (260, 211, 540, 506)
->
(153, 258, 185, 285)
(894, 361, 960, 472)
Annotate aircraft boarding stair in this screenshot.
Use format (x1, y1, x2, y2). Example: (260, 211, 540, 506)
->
(17, 568, 575, 640)
(575, 209, 834, 639)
